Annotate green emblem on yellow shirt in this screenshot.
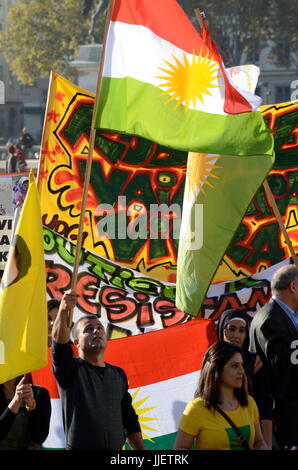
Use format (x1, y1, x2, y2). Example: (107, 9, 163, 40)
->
(225, 425, 250, 450)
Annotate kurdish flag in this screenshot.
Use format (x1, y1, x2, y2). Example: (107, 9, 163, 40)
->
(0, 172, 47, 383)
(175, 62, 275, 316)
(94, 0, 273, 156)
(32, 319, 217, 449)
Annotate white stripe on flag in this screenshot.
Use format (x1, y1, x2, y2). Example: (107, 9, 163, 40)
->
(43, 370, 200, 448)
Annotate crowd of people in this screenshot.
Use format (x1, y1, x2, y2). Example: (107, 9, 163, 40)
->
(1, 264, 298, 450)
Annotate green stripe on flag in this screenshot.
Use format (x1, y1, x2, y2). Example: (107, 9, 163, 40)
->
(96, 77, 273, 156)
(176, 151, 275, 316)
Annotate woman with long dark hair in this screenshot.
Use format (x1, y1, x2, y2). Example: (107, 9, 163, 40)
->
(217, 309, 273, 448)
(173, 342, 269, 450)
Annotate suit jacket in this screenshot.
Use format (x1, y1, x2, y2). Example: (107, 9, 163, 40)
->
(250, 298, 298, 399)
(249, 299, 298, 445)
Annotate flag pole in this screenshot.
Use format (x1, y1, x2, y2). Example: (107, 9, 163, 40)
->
(194, 8, 205, 31)
(263, 179, 298, 268)
(67, 0, 115, 327)
(36, 70, 54, 190)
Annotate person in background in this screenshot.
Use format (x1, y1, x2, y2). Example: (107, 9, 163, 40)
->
(47, 299, 60, 347)
(6, 145, 28, 173)
(217, 309, 273, 448)
(0, 374, 51, 449)
(250, 264, 298, 450)
(6, 145, 17, 173)
(18, 128, 33, 157)
(51, 290, 145, 450)
(173, 341, 269, 450)
(12, 176, 29, 210)
(15, 144, 28, 172)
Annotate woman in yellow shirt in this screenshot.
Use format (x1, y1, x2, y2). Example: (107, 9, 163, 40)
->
(173, 342, 269, 450)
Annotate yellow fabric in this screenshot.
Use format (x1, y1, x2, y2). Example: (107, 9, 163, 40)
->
(179, 395, 259, 450)
(0, 171, 47, 382)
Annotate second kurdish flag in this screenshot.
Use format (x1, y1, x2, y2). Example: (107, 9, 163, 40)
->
(33, 319, 217, 450)
(94, 0, 273, 156)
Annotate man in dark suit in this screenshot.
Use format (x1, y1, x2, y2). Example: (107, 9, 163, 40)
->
(249, 264, 298, 449)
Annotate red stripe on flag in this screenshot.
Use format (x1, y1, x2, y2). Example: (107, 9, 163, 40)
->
(111, 0, 208, 56)
(105, 319, 217, 388)
(32, 319, 216, 397)
(200, 22, 252, 113)
(111, 0, 252, 114)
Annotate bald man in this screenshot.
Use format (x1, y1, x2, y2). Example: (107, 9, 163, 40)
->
(249, 264, 298, 450)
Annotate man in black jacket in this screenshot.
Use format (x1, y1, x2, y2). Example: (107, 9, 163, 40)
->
(51, 291, 145, 450)
(249, 264, 298, 449)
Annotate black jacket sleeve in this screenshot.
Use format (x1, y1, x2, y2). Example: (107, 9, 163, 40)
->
(0, 407, 17, 441)
(252, 366, 273, 420)
(51, 341, 77, 389)
(28, 386, 51, 445)
(119, 369, 141, 436)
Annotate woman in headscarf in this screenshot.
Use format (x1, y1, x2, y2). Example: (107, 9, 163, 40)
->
(217, 309, 273, 448)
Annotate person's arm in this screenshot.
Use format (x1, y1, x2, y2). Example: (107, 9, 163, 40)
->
(0, 393, 21, 441)
(252, 360, 273, 449)
(0, 377, 28, 441)
(127, 432, 146, 450)
(257, 317, 293, 372)
(52, 290, 78, 344)
(253, 422, 270, 450)
(0, 407, 17, 441)
(173, 429, 194, 450)
(120, 369, 146, 450)
(122, 392, 146, 449)
(260, 420, 272, 449)
(28, 387, 51, 445)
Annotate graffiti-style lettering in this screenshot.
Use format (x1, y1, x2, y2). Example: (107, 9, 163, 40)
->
(246, 285, 271, 311)
(86, 252, 117, 281)
(100, 287, 137, 322)
(46, 261, 71, 300)
(154, 299, 187, 328)
(211, 294, 246, 320)
(127, 277, 163, 296)
(76, 273, 100, 315)
(43, 214, 88, 242)
(134, 293, 154, 328)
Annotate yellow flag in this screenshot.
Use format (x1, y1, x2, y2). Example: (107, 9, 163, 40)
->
(0, 171, 47, 382)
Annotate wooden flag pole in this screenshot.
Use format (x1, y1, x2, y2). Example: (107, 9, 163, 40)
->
(36, 70, 54, 190)
(263, 179, 298, 269)
(67, 0, 115, 327)
(194, 8, 205, 31)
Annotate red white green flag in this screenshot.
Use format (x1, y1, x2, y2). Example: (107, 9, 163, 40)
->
(32, 319, 217, 449)
(175, 62, 275, 317)
(94, 0, 273, 157)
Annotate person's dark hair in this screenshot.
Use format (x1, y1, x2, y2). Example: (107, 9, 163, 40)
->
(194, 341, 248, 410)
(216, 309, 252, 352)
(47, 299, 60, 311)
(71, 314, 101, 340)
(8, 144, 16, 154)
(271, 265, 298, 291)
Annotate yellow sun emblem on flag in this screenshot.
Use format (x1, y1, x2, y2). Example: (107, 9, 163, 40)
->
(131, 388, 158, 442)
(156, 49, 220, 110)
(187, 152, 222, 199)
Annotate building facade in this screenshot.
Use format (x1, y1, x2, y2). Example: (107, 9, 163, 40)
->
(0, 0, 48, 144)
